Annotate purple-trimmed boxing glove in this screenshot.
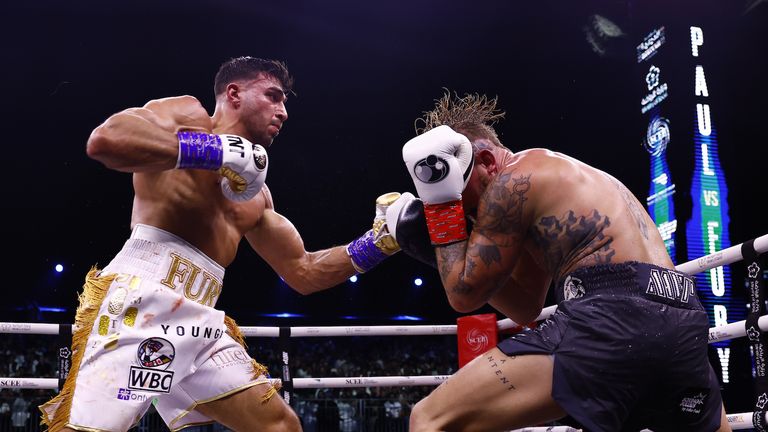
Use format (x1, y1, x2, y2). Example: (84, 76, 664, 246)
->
(346, 192, 405, 273)
(177, 131, 268, 202)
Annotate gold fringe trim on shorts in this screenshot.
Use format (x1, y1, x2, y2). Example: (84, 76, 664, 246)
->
(39, 268, 115, 431)
(224, 314, 279, 403)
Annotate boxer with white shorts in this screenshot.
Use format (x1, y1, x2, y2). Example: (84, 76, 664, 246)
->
(42, 225, 274, 431)
(40, 57, 405, 432)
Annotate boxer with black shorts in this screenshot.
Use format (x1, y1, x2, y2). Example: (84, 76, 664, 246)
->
(40, 57, 403, 432)
(393, 92, 731, 431)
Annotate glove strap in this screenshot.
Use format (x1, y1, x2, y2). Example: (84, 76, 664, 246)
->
(346, 229, 390, 273)
(177, 131, 223, 170)
(423, 200, 468, 245)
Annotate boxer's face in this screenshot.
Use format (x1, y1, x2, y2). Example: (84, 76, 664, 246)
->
(462, 148, 497, 219)
(239, 74, 288, 147)
(461, 155, 487, 218)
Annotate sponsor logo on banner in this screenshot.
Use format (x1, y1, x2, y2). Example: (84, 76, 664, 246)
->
(0, 323, 32, 332)
(749, 263, 761, 279)
(758, 392, 768, 410)
(466, 328, 490, 354)
(1, 379, 21, 387)
(645, 116, 670, 156)
(128, 337, 175, 393)
(646, 65, 660, 90)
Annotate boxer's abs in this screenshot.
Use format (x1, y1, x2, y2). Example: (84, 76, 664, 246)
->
(132, 183, 266, 267)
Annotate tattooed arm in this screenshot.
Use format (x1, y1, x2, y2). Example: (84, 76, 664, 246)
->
(436, 167, 536, 314)
(487, 249, 550, 324)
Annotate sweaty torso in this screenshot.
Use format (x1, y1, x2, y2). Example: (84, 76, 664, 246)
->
(131, 170, 267, 267)
(515, 149, 673, 281)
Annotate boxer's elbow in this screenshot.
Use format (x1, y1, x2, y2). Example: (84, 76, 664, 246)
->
(86, 126, 112, 162)
(447, 296, 479, 314)
(445, 285, 485, 314)
(445, 277, 497, 313)
(86, 113, 135, 170)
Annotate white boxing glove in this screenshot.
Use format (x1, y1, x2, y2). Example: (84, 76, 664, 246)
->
(401, 125, 474, 205)
(177, 132, 268, 202)
(401, 125, 473, 245)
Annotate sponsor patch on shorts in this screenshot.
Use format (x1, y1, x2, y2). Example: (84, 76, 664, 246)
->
(679, 388, 709, 415)
(116, 387, 150, 402)
(128, 366, 174, 393)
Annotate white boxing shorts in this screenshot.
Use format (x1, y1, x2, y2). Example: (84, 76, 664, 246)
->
(40, 224, 277, 432)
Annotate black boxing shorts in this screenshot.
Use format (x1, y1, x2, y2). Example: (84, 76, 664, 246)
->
(497, 262, 723, 432)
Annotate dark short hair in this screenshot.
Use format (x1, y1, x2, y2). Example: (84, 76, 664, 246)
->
(214, 56, 294, 97)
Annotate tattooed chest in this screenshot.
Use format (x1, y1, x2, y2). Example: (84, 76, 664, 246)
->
(530, 209, 616, 277)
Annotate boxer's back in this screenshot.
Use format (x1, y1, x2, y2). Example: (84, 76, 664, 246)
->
(516, 149, 673, 280)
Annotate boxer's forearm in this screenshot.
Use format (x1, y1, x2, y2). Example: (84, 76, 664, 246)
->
(246, 211, 356, 295)
(287, 246, 358, 295)
(436, 241, 490, 313)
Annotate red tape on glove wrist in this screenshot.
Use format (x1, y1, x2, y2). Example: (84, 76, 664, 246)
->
(423, 200, 468, 245)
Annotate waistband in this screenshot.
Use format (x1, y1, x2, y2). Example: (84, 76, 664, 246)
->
(102, 224, 225, 308)
(556, 261, 702, 310)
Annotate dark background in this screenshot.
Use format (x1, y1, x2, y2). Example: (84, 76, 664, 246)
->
(1, 1, 765, 316)
(1, 0, 766, 411)
(2, 0, 766, 319)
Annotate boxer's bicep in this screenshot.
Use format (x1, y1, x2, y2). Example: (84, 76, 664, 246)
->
(246, 209, 308, 279)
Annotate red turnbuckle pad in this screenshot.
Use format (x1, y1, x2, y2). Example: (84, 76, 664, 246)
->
(423, 201, 468, 245)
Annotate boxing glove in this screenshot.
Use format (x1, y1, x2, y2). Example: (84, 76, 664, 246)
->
(402, 125, 473, 245)
(386, 193, 437, 269)
(346, 192, 403, 273)
(177, 131, 268, 202)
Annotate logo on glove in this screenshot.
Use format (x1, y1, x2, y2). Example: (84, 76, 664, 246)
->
(252, 145, 268, 170)
(413, 155, 450, 184)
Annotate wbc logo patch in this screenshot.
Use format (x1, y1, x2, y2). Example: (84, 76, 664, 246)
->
(128, 337, 175, 393)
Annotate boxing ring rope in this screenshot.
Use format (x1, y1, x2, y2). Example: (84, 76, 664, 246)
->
(1, 233, 767, 431)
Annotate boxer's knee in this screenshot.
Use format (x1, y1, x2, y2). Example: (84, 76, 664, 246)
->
(262, 404, 301, 432)
(409, 397, 438, 432)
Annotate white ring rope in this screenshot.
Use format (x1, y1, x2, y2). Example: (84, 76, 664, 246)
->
(2, 233, 766, 430)
(727, 412, 767, 430)
(0, 379, 761, 430)
(3, 233, 764, 338)
(675, 233, 768, 275)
